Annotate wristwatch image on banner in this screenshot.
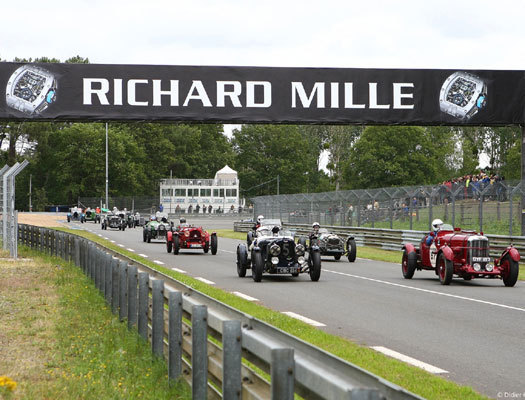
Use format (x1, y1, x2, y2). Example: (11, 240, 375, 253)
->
(5, 65, 57, 116)
(439, 71, 487, 120)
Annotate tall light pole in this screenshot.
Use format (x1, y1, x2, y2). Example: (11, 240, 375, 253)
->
(105, 122, 108, 209)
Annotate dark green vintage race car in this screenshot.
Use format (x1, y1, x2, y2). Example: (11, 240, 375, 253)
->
(143, 212, 171, 243)
(84, 208, 101, 223)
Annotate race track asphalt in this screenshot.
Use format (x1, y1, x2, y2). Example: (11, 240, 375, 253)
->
(74, 218, 525, 398)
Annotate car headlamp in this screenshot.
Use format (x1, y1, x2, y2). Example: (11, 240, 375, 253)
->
(295, 244, 305, 256)
(271, 257, 279, 265)
(485, 263, 494, 272)
(298, 256, 306, 264)
(269, 244, 281, 256)
(473, 263, 481, 272)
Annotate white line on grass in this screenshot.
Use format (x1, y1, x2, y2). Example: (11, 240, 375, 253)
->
(232, 292, 259, 301)
(323, 269, 525, 313)
(138, 253, 149, 258)
(371, 346, 448, 374)
(282, 311, 326, 327)
(153, 260, 164, 265)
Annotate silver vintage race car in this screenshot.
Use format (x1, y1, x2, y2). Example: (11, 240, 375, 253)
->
(309, 228, 357, 262)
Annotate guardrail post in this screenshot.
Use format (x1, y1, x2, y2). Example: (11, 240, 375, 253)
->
(138, 272, 149, 341)
(192, 304, 208, 400)
(127, 265, 138, 329)
(152, 279, 164, 358)
(119, 261, 128, 321)
(99, 250, 105, 294)
(74, 238, 80, 267)
(65, 234, 71, 262)
(95, 249, 101, 290)
(168, 290, 182, 381)
(104, 253, 112, 303)
(111, 257, 119, 314)
(271, 348, 294, 400)
(87, 244, 92, 280)
(222, 320, 242, 399)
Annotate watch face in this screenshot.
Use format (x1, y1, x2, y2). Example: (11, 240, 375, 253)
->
(5, 65, 57, 115)
(439, 72, 487, 120)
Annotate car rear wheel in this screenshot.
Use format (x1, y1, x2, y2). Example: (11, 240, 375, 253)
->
(166, 239, 172, 253)
(173, 235, 180, 255)
(437, 253, 453, 285)
(334, 254, 341, 261)
(309, 251, 321, 281)
(291, 272, 299, 277)
(237, 244, 248, 277)
(402, 250, 417, 279)
(501, 253, 519, 287)
(211, 234, 218, 255)
(203, 242, 209, 253)
(143, 230, 147, 242)
(347, 238, 357, 262)
(298, 236, 307, 248)
(147, 232, 151, 243)
(252, 251, 264, 282)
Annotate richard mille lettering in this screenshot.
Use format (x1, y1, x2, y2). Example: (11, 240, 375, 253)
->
(439, 72, 486, 120)
(5, 65, 57, 115)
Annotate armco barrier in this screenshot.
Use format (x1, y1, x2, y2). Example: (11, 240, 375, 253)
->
(234, 222, 525, 261)
(18, 224, 423, 400)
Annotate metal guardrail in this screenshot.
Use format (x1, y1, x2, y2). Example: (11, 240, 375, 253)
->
(18, 224, 423, 400)
(234, 222, 525, 261)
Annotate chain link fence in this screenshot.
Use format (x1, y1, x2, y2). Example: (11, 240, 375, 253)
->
(252, 180, 525, 236)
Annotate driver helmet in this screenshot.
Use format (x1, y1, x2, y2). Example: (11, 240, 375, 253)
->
(432, 218, 443, 232)
(271, 225, 280, 235)
(312, 222, 320, 231)
(257, 215, 264, 223)
(179, 218, 186, 224)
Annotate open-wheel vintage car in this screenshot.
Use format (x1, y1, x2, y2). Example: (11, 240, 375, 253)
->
(309, 228, 357, 262)
(84, 208, 101, 223)
(67, 206, 84, 223)
(143, 212, 171, 243)
(166, 220, 217, 255)
(101, 210, 127, 230)
(402, 222, 520, 286)
(237, 219, 321, 282)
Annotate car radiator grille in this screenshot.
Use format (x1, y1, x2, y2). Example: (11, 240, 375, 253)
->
(468, 238, 490, 266)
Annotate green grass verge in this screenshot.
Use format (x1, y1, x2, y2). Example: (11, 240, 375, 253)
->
(18, 246, 191, 400)
(52, 227, 489, 399)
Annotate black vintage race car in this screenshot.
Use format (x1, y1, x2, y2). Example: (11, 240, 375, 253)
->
(101, 212, 127, 230)
(237, 219, 321, 282)
(309, 228, 357, 262)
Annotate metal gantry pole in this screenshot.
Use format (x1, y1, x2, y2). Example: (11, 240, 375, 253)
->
(106, 122, 109, 209)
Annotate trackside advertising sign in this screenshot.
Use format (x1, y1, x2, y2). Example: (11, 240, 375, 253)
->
(1, 62, 524, 125)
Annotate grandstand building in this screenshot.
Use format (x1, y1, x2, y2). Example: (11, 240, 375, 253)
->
(159, 166, 239, 213)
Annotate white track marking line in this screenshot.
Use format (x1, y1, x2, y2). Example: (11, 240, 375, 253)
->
(196, 277, 215, 285)
(127, 248, 135, 252)
(324, 269, 525, 313)
(282, 311, 326, 327)
(110, 240, 115, 243)
(103, 237, 109, 240)
(117, 244, 125, 248)
(138, 253, 149, 258)
(233, 291, 259, 301)
(371, 346, 448, 374)
(153, 260, 164, 265)
(220, 249, 235, 254)
(172, 268, 187, 273)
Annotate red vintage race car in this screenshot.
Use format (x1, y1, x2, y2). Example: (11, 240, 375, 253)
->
(402, 223, 520, 286)
(166, 222, 218, 255)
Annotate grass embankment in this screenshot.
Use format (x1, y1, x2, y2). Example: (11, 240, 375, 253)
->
(55, 227, 489, 400)
(0, 247, 190, 400)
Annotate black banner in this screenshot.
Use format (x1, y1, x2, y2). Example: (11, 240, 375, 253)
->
(1, 62, 524, 125)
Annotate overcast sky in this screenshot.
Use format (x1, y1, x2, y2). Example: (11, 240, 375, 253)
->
(1, 0, 519, 167)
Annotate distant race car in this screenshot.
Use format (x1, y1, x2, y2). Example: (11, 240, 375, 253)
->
(402, 223, 520, 286)
(67, 207, 84, 223)
(101, 210, 127, 230)
(84, 208, 101, 223)
(309, 228, 356, 262)
(166, 221, 217, 255)
(237, 219, 321, 282)
(143, 212, 171, 243)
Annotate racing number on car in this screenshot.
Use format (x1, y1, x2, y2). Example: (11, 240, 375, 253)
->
(282, 242, 290, 257)
(430, 243, 438, 267)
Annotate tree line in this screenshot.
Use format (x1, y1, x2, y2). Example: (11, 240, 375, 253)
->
(1, 57, 522, 210)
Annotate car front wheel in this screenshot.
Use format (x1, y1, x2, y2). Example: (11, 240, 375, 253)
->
(309, 251, 321, 281)
(166, 239, 172, 253)
(501, 253, 519, 287)
(252, 251, 264, 282)
(437, 253, 453, 285)
(347, 238, 357, 262)
(237, 244, 248, 277)
(173, 235, 180, 255)
(211, 234, 218, 255)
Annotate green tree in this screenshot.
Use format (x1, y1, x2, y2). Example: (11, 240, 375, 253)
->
(343, 126, 442, 189)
